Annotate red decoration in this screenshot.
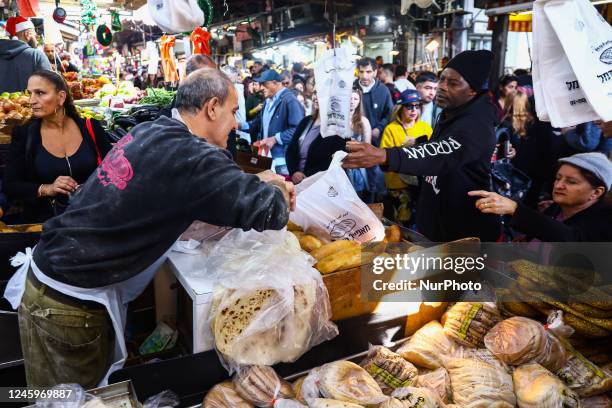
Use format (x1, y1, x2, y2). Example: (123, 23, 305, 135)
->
(17, 0, 40, 18)
(191, 27, 211, 56)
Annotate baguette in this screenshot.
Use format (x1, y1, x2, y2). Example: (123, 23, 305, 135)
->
(311, 240, 360, 261)
(299, 235, 322, 252)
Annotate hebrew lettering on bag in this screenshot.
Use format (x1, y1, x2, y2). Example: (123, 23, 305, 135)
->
(569, 98, 587, 106)
(596, 69, 612, 84)
(565, 80, 580, 91)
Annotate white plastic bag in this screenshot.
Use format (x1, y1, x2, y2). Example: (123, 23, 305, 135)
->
(290, 151, 385, 243)
(314, 46, 356, 138)
(147, 0, 204, 33)
(532, 0, 612, 127)
(207, 229, 338, 373)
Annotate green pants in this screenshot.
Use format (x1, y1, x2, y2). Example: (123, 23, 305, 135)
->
(18, 272, 114, 389)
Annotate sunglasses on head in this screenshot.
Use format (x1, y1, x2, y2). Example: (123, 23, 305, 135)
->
(404, 103, 421, 111)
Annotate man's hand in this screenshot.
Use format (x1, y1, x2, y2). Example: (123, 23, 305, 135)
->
(342, 141, 388, 169)
(468, 190, 518, 216)
(291, 171, 306, 184)
(253, 136, 277, 156)
(257, 171, 297, 211)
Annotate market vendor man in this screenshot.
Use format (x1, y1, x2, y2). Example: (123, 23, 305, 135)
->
(4, 68, 296, 389)
(343, 50, 500, 242)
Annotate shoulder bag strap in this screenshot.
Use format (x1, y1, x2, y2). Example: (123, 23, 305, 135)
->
(85, 118, 102, 165)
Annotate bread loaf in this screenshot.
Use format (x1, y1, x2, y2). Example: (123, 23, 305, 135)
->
(359, 345, 418, 395)
(233, 365, 294, 407)
(203, 382, 253, 408)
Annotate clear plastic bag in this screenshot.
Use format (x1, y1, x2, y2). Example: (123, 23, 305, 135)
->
(233, 365, 295, 408)
(317, 360, 387, 405)
(289, 151, 385, 243)
(295, 367, 322, 404)
(142, 390, 180, 408)
(414, 368, 452, 404)
(35, 384, 98, 408)
(396, 320, 457, 369)
(203, 382, 253, 408)
(513, 363, 581, 408)
(207, 229, 338, 373)
(442, 302, 501, 348)
(273, 399, 307, 408)
(556, 337, 612, 398)
(359, 344, 418, 395)
(388, 386, 443, 408)
(445, 357, 516, 408)
(451, 347, 510, 374)
(484, 315, 569, 372)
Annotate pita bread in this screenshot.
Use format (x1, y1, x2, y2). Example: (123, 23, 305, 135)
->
(514, 363, 581, 408)
(397, 321, 456, 369)
(214, 283, 318, 365)
(318, 361, 386, 405)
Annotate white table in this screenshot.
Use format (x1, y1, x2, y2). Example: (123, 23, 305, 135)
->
(167, 248, 215, 353)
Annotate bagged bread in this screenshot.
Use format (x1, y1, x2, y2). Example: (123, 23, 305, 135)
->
(484, 316, 568, 372)
(443, 302, 501, 348)
(359, 345, 418, 395)
(233, 365, 294, 407)
(389, 386, 442, 408)
(204, 382, 254, 408)
(274, 400, 307, 408)
(208, 229, 338, 372)
(556, 338, 612, 397)
(446, 358, 516, 408)
(317, 360, 386, 405)
(414, 368, 452, 403)
(514, 363, 582, 408)
(452, 347, 510, 373)
(397, 321, 456, 369)
(295, 368, 322, 404)
(307, 399, 362, 408)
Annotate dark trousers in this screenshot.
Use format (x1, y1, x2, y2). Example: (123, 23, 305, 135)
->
(18, 271, 114, 388)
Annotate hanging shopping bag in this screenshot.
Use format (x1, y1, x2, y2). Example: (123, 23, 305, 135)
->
(290, 151, 386, 243)
(314, 46, 356, 138)
(532, 0, 612, 127)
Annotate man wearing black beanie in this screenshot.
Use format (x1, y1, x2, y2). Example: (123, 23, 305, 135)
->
(343, 50, 501, 242)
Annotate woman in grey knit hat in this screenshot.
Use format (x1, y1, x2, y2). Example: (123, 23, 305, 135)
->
(469, 152, 612, 242)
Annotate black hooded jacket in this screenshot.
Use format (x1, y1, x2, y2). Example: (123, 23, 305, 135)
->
(0, 40, 51, 93)
(383, 93, 501, 242)
(33, 116, 289, 288)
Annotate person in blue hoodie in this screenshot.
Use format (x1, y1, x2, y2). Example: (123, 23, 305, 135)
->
(0, 16, 51, 93)
(244, 70, 305, 175)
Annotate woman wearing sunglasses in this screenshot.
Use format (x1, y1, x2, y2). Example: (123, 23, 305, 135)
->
(380, 89, 433, 225)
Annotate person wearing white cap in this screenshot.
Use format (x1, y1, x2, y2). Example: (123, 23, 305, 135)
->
(469, 152, 612, 241)
(0, 16, 51, 92)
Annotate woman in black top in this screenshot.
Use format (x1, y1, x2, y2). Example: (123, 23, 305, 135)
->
(3, 70, 111, 223)
(286, 93, 346, 184)
(470, 153, 612, 242)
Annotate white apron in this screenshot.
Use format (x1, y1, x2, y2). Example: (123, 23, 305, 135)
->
(4, 246, 170, 386)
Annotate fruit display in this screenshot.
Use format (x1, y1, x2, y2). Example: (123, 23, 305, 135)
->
(76, 106, 104, 121)
(96, 81, 145, 105)
(62, 72, 113, 100)
(0, 91, 33, 129)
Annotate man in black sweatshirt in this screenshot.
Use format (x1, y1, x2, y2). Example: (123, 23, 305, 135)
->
(343, 50, 501, 242)
(17, 68, 294, 388)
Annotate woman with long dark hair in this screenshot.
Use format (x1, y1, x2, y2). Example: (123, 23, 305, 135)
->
(3, 70, 111, 223)
(492, 74, 518, 122)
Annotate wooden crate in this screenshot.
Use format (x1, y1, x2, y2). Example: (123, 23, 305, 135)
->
(322, 266, 377, 321)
